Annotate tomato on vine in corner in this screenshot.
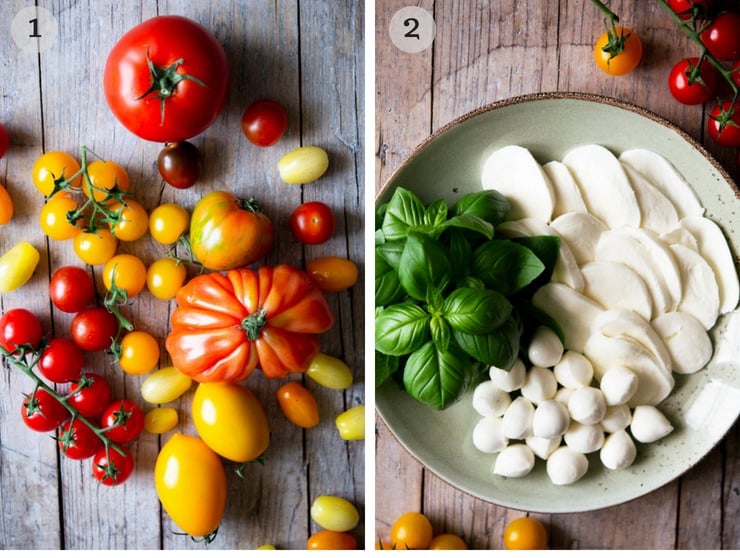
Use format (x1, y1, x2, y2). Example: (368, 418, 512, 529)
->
(92, 446, 134, 486)
(58, 418, 104, 460)
(708, 101, 740, 148)
(100, 399, 145, 444)
(0, 122, 9, 159)
(67, 373, 112, 419)
(0, 308, 43, 354)
(668, 57, 719, 105)
(700, 11, 740, 61)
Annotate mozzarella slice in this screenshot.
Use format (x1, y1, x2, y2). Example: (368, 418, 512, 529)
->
(550, 212, 608, 265)
(651, 311, 713, 374)
(581, 261, 653, 321)
(622, 163, 680, 234)
(563, 144, 641, 229)
(670, 243, 720, 330)
(481, 145, 555, 222)
(542, 160, 588, 218)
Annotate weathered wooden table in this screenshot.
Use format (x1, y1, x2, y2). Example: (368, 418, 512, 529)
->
(0, 0, 364, 550)
(375, 0, 739, 550)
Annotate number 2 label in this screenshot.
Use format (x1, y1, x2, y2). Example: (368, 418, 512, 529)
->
(389, 7, 436, 53)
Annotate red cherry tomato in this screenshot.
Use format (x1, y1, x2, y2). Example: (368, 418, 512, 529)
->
(92, 446, 135, 486)
(100, 399, 145, 444)
(0, 123, 9, 159)
(700, 11, 740, 61)
(67, 373, 112, 418)
(0, 308, 43, 354)
(668, 57, 719, 105)
(157, 141, 202, 189)
(70, 307, 118, 352)
(21, 388, 69, 432)
(666, 0, 714, 19)
(37, 337, 85, 383)
(708, 101, 740, 148)
(241, 99, 288, 147)
(49, 266, 96, 313)
(58, 418, 103, 459)
(290, 201, 336, 244)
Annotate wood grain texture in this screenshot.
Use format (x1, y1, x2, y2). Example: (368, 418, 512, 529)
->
(0, 0, 364, 550)
(375, 0, 739, 550)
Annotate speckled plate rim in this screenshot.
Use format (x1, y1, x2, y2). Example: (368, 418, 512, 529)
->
(375, 91, 740, 514)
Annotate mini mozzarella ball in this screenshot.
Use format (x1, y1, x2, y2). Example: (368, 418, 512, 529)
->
(528, 326, 564, 368)
(520, 366, 558, 404)
(553, 350, 594, 388)
(532, 400, 569, 439)
(492, 444, 535, 478)
(630, 405, 674, 443)
(489, 358, 526, 392)
(546, 446, 589, 485)
(600, 430, 637, 470)
(502, 396, 535, 439)
(600, 404, 632, 433)
(599, 366, 639, 406)
(472, 380, 511, 417)
(554, 387, 575, 406)
(567, 386, 607, 425)
(472, 416, 508, 454)
(526, 435, 562, 460)
(564, 422, 605, 453)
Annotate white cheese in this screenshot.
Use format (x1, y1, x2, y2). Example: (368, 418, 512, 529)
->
(651, 311, 713, 374)
(600, 430, 637, 470)
(546, 446, 589, 485)
(630, 405, 674, 443)
(492, 443, 535, 478)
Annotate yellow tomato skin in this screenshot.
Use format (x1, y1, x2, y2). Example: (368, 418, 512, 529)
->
(73, 229, 118, 266)
(306, 353, 353, 389)
(306, 256, 358, 292)
(84, 159, 129, 201)
(103, 253, 147, 297)
(0, 184, 13, 224)
(144, 407, 178, 434)
(149, 203, 190, 244)
(154, 433, 227, 538)
(141, 366, 193, 404)
(118, 330, 160, 375)
(391, 512, 434, 550)
(32, 151, 82, 196)
(192, 382, 270, 463)
(278, 145, 329, 184)
(593, 26, 642, 76)
(0, 242, 40, 293)
(310, 495, 360, 532)
(40, 192, 81, 240)
(109, 199, 149, 241)
(429, 533, 467, 550)
(503, 517, 548, 550)
(146, 257, 187, 301)
(335, 405, 365, 441)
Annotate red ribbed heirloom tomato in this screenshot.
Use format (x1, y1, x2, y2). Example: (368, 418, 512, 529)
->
(165, 264, 334, 382)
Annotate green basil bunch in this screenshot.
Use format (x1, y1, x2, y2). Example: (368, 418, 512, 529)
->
(375, 186, 560, 410)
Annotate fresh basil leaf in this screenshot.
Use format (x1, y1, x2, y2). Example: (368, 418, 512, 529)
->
(452, 190, 511, 226)
(375, 301, 431, 356)
(381, 187, 427, 241)
(375, 351, 399, 387)
(424, 199, 449, 231)
(512, 235, 560, 282)
(472, 239, 546, 295)
(398, 232, 451, 302)
(376, 239, 405, 270)
(430, 315, 451, 353)
(452, 316, 521, 369)
(375, 228, 386, 245)
(375, 254, 406, 306)
(442, 287, 512, 335)
(376, 202, 389, 230)
(444, 213, 494, 239)
(403, 340, 469, 410)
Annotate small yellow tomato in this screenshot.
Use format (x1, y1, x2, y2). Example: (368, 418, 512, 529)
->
(503, 517, 548, 550)
(278, 145, 329, 184)
(0, 183, 13, 225)
(146, 257, 187, 301)
(155, 433, 227, 538)
(306, 256, 358, 292)
(310, 495, 360, 532)
(144, 407, 178, 434)
(103, 253, 147, 298)
(335, 405, 365, 441)
(255, 544, 276, 550)
(40, 192, 82, 240)
(192, 382, 270, 463)
(429, 533, 467, 550)
(307, 530, 357, 550)
(32, 151, 82, 196)
(276, 381, 320, 429)
(108, 199, 149, 241)
(118, 330, 160, 375)
(0, 242, 40, 293)
(391, 512, 433, 550)
(149, 203, 190, 245)
(593, 26, 643, 76)
(306, 353, 353, 389)
(141, 366, 193, 404)
(73, 229, 118, 266)
(84, 159, 129, 201)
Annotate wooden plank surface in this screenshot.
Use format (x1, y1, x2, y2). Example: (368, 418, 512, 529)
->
(375, 0, 739, 550)
(0, 0, 364, 550)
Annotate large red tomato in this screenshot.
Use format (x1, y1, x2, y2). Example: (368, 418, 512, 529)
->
(165, 265, 335, 382)
(103, 15, 230, 142)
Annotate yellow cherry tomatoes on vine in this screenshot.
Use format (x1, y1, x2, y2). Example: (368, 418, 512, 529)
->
(103, 253, 147, 298)
(146, 257, 187, 301)
(390, 512, 434, 550)
(84, 159, 129, 201)
(40, 192, 82, 240)
(32, 151, 82, 196)
(503, 517, 548, 550)
(108, 199, 149, 241)
(276, 381, 320, 428)
(149, 203, 190, 245)
(594, 25, 642, 76)
(73, 228, 118, 266)
(118, 330, 160, 376)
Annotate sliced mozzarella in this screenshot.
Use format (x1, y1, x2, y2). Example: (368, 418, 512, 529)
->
(532, 282, 604, 353)
(481, 145, 555, 222)
(542, 160, 588, 218)
(600, 430, 637, 470)
(550, 212, 607, 265)
(492, 444, 535, 478)
(595, 227, 682, 317)
(661, 223, 699, 251)
(581, 261, 652, 321)
(622, 163, 680, 234)
(563, 144, 641, 229)
(630, 405, 674, 443)
(670, 243, 720, 330)
(651, 311, 713, 374)
(619, 148, 704, 219)
(679, 216, 739, 314)
(546, 446, 589, 485)
(497, 218, 584, 291)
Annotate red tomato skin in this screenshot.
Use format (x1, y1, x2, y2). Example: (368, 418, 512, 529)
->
(290, 201, 336, 244)
(58, 418, 103, 459)
(49, 266, 96, 313)
(92, 447, 135, 486)
(700, 12, 740, 61)
(103, 15, 230, 142)
(241, 99, 288, 147)
(0, 308, 43, 354)
(666, 0, 713, 19)
(67, 373, 112, 418)
(38, 337, 85, 383)
(70, 307, 118, 352)
(708, 101, 740, 148)
(0, 123, 9, 159)
(668, 57, 719, 105)
(21, 389, 69, 432)
(100, 399, 145, 444)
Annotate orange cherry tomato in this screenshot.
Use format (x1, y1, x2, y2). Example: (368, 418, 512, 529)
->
(306, 530, 357, 550)
(593, 26, 642, 76)
(40, 192, 82, 240)
(103, 253, 147, 298)
(429, 533, 467, 550)
(390, 512, 434, 550)
(503, 517, 548, 550)
(32, 151, 82, 196)
(276, 381, 319, 428)
(84, 159, 130, 201)
(108, 199, 149, 241)
(0, 184, 13, 225)
(306, 256, 358, 292)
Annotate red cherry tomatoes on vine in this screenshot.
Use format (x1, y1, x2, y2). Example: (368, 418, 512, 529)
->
(38, 337, 85, 383)
(67, 373, 112, 418)
(700, 11, 740, 61)
(666, 0, 714, 20)
(0, 123, 9, 159)
(49, 266, 96, 314)
(58, 418, 103, 459)
(21, 389, 69, 432)
(100, 399, 145, 444)
(290, 201, 336, 245)
(0, 308, 43, 354)
(92, 446, 135, 486)
(668, 57, 719, 105)
(241, 99, 288, 147)
(70, 307, 118, 352)
(708, 101, 740, 148)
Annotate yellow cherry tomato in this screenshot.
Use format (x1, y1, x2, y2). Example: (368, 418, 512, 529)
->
(103, 253, 147, 298)
(310, 495, 360, 532)
(306, 530, 357, 550)
(73, 228, 117, 266)
(306, 353, 353, 389)
(503, 517, 548, 550)
(192, 382, 270, 463)
(146, 257, 187, 301)
(593, 26, 642, 76)
(306, 256, 358, 292)
(429, 533, 467, 550)
(144, 407, 178, 434)
(149, 203, 190, 244)
(40, 192, 82, 240)
(335, 405, 365, 441)
(276, 381, 320, 428)
(0, 184, 13, 224)
(255, 544, 276, 550)
(0, 242, 40, 293)
(32, 151, 82, 196)
(154, 433, 227, 538)
(118, 330, 160, 375)
(391, 512, 434, 550)
(84, 159, 129, 201)
(108, 199, 149, 241)
(278, 145, 329, 184)
(141, 366, 193, 404)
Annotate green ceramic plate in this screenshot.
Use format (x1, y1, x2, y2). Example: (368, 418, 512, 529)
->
(375, 92, 740, 513)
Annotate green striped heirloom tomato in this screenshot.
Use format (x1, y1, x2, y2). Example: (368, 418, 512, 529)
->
(165, 264, 334, 382)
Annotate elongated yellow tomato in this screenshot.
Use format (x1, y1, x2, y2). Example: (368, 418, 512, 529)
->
(154, 433, 227, 538)
(306, 256, 358, 292)
(310, 495, 360, 532)
(141, 366, 193, 403)
(144, 407, 178, 434)
(192, 382, 270, 463)
(335, 405, 365, 441)
(306, 353, 353, 389)
(0, 242, 40, 293)
(278, 145, 329, 184)
(0, 184, 13, 225)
